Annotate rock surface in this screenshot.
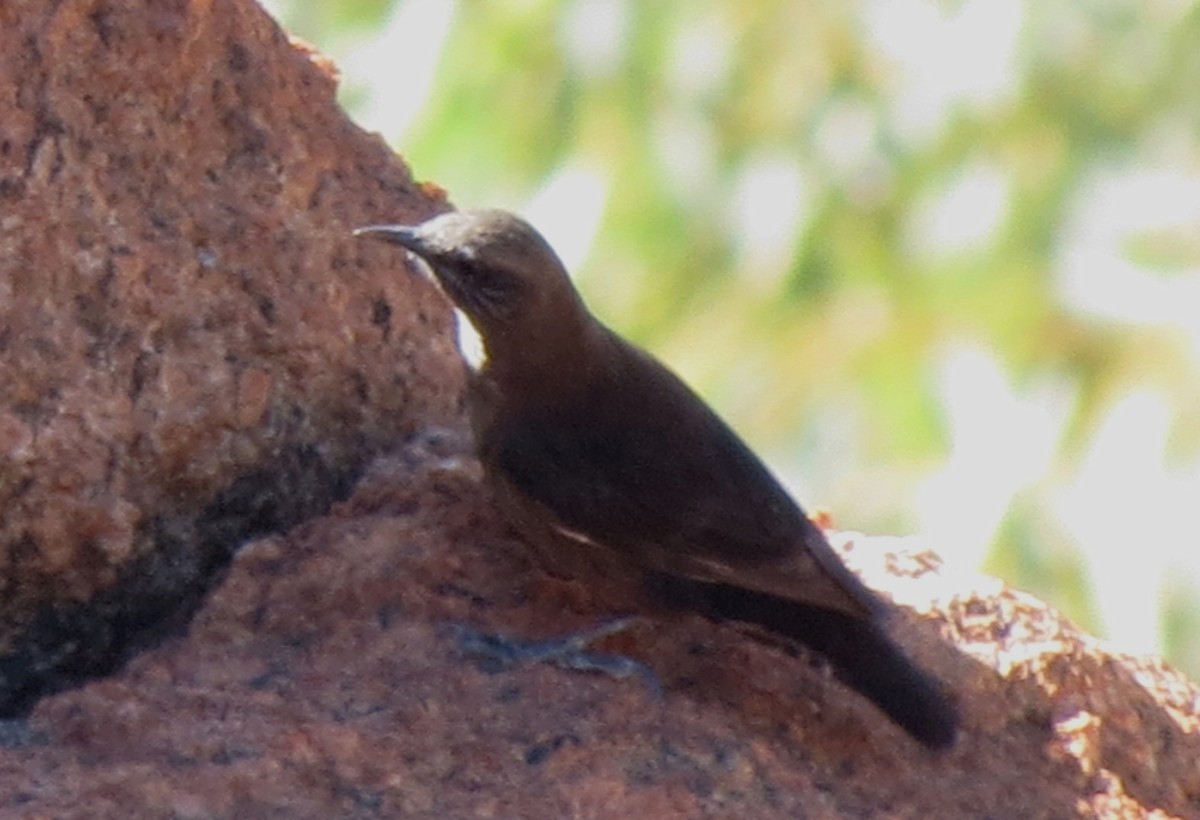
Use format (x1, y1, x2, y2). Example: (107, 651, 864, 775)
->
(0, 0, 462, 713)
(0, 435, 1196, 819)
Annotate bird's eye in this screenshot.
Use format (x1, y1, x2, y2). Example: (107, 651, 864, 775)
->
(457, 264, 527, 320)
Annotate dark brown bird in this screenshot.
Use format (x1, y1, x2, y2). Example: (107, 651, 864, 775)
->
(355, 209, 957, 748)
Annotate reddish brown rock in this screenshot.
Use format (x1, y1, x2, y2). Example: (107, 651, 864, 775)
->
(0, 0, 462, 712)
(0, 435, 1196, 819)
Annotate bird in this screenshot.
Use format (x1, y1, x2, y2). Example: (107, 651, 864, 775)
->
(355, 209, 958, 749)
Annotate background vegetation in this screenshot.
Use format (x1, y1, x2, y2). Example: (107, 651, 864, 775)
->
(266, 0, 1200, 678)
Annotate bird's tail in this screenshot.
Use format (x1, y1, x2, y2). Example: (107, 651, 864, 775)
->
(649, 575, 958, 749)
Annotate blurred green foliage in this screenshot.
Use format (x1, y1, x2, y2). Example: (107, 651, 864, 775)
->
(269, 0, 1200, 677)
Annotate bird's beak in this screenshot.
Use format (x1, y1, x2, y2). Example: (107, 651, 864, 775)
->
(353, 225, 429, 257)
(354, 224, 448, 292)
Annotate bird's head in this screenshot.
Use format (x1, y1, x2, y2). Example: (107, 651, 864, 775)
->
(354, 209, 585, 339)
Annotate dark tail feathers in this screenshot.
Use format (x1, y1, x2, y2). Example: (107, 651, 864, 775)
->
(650, 574, 958, 749)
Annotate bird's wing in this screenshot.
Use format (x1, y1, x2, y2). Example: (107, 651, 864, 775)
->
(485, 341, 882, 617)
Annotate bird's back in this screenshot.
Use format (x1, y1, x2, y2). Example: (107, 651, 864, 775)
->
(471, 327, 883, 620)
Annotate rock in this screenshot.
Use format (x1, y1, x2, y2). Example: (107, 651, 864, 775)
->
(0, 0, 463, 713)
(0, 435, 1196, 818)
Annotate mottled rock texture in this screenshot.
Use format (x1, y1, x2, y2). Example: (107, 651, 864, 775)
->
(0, 436, 1196, 819)
(0, 0, 462, 714)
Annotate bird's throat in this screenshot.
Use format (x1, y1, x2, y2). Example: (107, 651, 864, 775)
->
(477, 313, 610, 407)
